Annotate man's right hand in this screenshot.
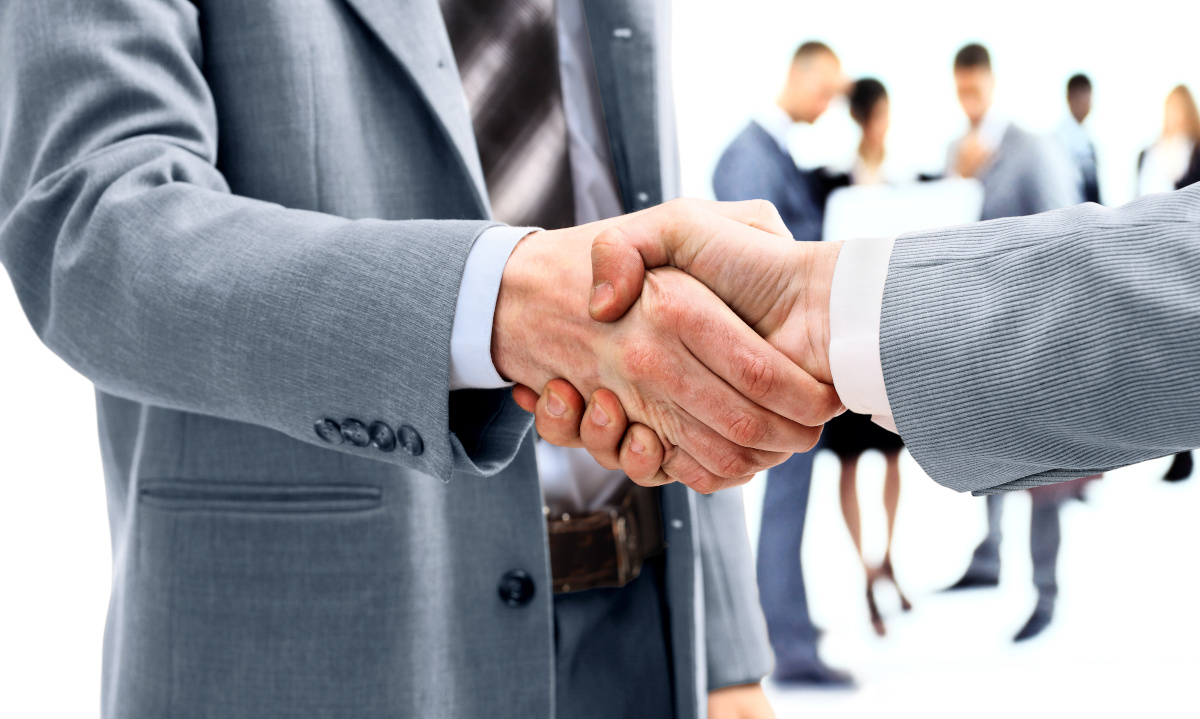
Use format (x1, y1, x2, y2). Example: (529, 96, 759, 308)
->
(492, 201, 843, 493)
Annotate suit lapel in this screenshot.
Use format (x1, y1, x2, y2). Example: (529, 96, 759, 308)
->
(581, 0, 662, 213)
(339, 0, 490, 215)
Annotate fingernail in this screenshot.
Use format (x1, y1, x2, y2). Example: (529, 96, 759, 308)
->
(546, 391, 567, 417)
(589, 282, 614, 312)
(590, 402, 609, 426)
(630, 435, 646, 454)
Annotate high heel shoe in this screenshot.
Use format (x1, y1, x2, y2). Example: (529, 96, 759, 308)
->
(865, 580, 886, 637)
(1164, 451, 1194, 482)
(879, 556, 912, 612)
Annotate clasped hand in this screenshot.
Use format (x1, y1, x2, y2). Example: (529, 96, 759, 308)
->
(492, 198, 845, 494)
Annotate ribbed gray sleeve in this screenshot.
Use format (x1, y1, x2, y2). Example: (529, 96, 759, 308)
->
(881, 185, 1200, 494)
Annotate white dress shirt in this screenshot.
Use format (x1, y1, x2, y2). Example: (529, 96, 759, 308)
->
(1139, 136, 1195, 197)
(1055, 117, 1095, 171)
(448, 5, 900, 504)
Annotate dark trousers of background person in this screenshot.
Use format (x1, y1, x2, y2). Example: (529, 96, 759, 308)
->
(966, 493, 1061, 609)
(957, 491, 1063, 642)
(757, 449, 823, 674)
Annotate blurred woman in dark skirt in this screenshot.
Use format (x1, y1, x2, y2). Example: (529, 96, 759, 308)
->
(827, 410, 908, 637)
(826, 78, 911, 637)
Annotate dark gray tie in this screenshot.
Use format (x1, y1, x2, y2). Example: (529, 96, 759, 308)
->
(440, 0, 576, 230)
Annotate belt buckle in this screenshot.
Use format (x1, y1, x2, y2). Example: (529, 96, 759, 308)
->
(548, 488, 649, 594)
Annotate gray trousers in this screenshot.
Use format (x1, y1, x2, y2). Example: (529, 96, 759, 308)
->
(754, 450, 820, 672)
(553, 558, 674, 719)
(968, 493, 1061, 606)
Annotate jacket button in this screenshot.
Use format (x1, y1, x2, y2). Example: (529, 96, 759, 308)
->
(314, 418, 343, 445)
(397, 425, 423, 456)
(369, 421, 396, 452)
(340, 418, 370, 447)
(498, 570, 535, 608)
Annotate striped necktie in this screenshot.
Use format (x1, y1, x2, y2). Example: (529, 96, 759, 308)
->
(440, 0, 576, 230)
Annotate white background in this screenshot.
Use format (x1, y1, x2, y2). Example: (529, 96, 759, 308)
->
(673, 0, 1200, 207)
(3, 1, 1200, 716)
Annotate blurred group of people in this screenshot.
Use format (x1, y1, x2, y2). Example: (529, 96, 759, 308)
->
(715, 40, 1200, 689)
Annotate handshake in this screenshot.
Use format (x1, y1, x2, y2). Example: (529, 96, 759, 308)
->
(493, 198, 848, 494)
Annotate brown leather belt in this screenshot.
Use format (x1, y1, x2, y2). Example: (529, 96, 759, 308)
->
(548, 483, 666, 594)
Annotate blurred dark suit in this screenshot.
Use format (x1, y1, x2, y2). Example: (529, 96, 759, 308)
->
(950, 124, 1082, 221)
(713, 122, 825, 243)
(945, 122, 1084, 639)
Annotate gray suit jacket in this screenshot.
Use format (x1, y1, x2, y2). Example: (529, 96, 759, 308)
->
(0, 1, 769, 717)
(949, 124, 1083, 221)
(882, 183, 1200, 494)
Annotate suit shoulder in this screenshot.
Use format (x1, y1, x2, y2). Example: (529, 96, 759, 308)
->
(715, 123, 770, 167)
(713, 123, 784, 197)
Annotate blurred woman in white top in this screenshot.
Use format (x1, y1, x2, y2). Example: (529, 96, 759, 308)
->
(1137, 85, 1199, 483)
(848, 78, 892, 185)
(1138, 85, 1200, 196)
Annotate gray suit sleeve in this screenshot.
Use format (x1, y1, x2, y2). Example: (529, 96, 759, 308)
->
(695, 488, 773, 690)
(881, 185, 1200, 494)
(0, 0, 531, 481)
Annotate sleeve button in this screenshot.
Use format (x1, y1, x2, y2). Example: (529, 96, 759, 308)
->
(340, 418, 370, 447)
(314, 418, 343, 445)
(369, 421, 397, 452)
(397, 425, 423, 456)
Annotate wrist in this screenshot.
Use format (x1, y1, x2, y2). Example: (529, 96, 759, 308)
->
(491, 228, 596, 390)
(798, 241, 841, 384)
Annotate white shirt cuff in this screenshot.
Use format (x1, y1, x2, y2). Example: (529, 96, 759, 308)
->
(448, 225, 540, 390)
(828, 236, 899, 433)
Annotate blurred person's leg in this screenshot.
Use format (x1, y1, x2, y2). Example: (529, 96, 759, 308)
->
(1015, 491, 1062, 642)
(758, 450, 854, 687)
(944, 494, 1004, 590)
(879, 450, 912, 612)
(838, 455, 863, 561)
(839, 455, 887, 636)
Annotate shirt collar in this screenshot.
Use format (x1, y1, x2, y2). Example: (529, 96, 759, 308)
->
(1056, 116, 1092, 156)
(754, 102, 795, 153)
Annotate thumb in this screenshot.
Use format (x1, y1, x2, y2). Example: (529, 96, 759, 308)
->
(589, 225, 653, 322)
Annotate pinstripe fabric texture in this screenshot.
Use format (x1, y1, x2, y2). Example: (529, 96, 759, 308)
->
(881, 184, 1200, 495)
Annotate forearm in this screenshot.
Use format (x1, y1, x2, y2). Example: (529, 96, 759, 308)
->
(0, 140, 509, 478)
(0, 2, 523, 479)
(882, 188, 1200, 493)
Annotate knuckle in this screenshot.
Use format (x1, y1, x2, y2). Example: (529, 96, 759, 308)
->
(661, 198, 694, 231)
(591, 226, 619, 254)
(753, 198, 778, 221)
(803, 389, 842, 426)
(714, 446, 756, 478)
(738, 353, 777, 401)
(725, 410, 769, 447)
